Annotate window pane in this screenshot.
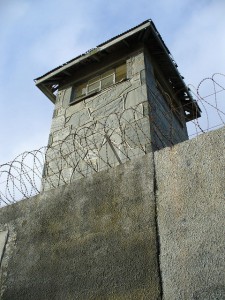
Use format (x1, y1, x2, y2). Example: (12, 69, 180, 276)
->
(101, 69, 114, 78)
(87, 81, 100, 93)
(75, 83, 86, 98)
(101, 74, 114, 89)
(116, 63, 126, 82)
(88, 75, 100, 84)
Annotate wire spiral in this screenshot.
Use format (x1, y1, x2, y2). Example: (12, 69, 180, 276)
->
(0, 74, 224, 206)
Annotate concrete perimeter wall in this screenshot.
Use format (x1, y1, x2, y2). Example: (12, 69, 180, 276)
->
(0, 127, 224, 299)
(0, 153, 161, 300)
(155, 127, 225, 300)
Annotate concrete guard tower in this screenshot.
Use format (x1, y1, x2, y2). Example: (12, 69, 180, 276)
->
(35, 20, 200, 189)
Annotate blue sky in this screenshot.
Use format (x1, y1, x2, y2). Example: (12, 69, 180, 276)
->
(0, 0, 225, 164)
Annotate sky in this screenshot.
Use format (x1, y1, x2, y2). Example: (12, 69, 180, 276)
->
(0, 0, 225, 164)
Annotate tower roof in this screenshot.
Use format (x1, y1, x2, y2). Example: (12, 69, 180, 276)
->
(34, 19, 201, 121)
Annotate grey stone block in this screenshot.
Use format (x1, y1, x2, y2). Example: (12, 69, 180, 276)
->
(98, 142, 121, 171)
(140, 69, 146, 85)
(45, 147, 61, 160)
(60, 167, 74, 184)
(65, 100, 86, 117)
(96, 114, 121, 131)
(124, 117, 151, 148)
(126, 57, 132, 79)
(134, 103, 145, 120)
(77, 159, 98, 177)
(120, 108, 136, 124)
(61, 87, 72, 108)
(73, 120, 96, 136)
(124, 85, 147, 109)
(71, 168, 84, 181)
(50, 115, 65, 133)
(131, 72, 141, 83)
(131, 52, 145, 75)
(46, 159, 67, 176)
(79, 132, 104, 150)
(52, 126, 71, 143)
(56, 107, 66, 117)
(66, 107, 91, 128)
(85, 80, 131, 111)
(125, 146, 147, 160)
(91, 97, 124, 119)
(54, 91, 63, 109)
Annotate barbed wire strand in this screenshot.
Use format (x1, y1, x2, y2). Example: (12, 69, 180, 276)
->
(0, 74, 224, 206)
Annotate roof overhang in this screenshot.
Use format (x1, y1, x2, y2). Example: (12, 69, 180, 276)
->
(34, 19, 201, 121)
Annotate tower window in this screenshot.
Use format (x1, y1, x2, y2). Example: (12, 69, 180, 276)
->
(70, 63, 126, 104)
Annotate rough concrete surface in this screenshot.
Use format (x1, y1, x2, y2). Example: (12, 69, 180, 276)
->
(0, 126, 224, 299)
(155, 127, 225, 300)
(0, 153, 161, 300)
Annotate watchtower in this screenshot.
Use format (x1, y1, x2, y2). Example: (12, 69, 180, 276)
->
(35, 20, 200, 189)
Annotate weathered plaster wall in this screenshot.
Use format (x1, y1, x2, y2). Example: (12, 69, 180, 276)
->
(155, 126, 225, 300)
(0, 153, 161, 300)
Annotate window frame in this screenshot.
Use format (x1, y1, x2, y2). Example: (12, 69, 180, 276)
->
(70, 63, 126, 105)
